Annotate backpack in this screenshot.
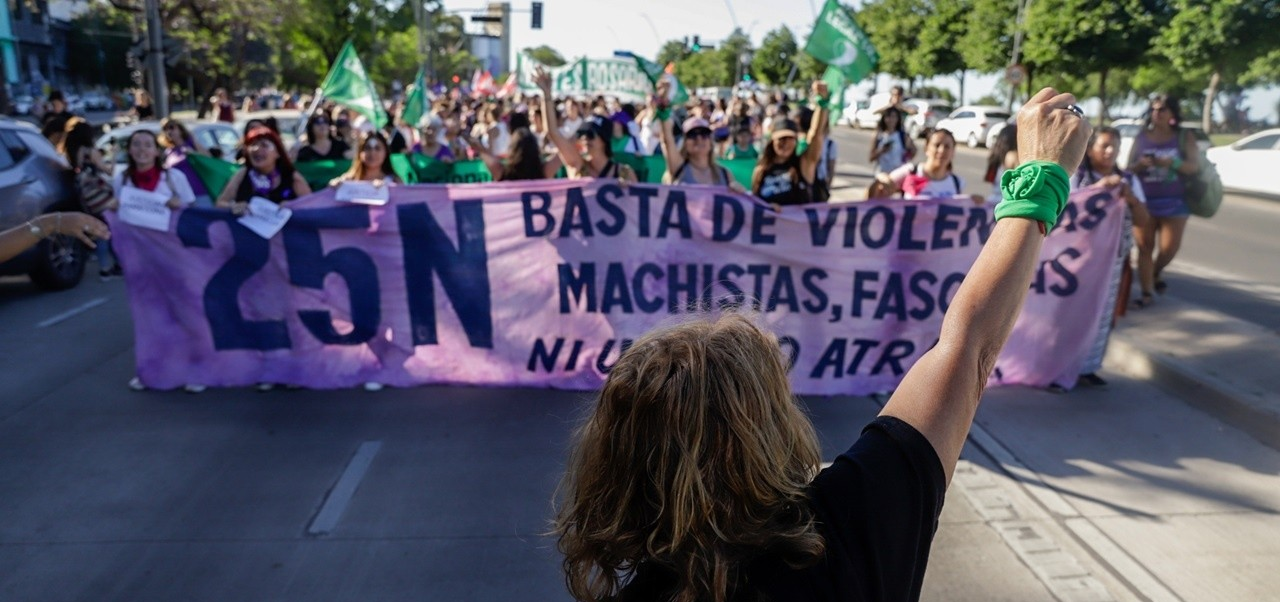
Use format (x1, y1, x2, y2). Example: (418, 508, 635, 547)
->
(76, 164, 115, 216)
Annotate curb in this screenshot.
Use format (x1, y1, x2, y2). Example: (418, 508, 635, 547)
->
(1106, 331, 1280, 451)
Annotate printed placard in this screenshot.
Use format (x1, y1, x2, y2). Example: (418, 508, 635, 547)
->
(335, 180, 391, 205)
(236, 196, 292, 239)
(116, 187, 173, 232)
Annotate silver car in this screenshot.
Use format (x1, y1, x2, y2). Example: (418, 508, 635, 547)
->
(0, 119, 86, 290)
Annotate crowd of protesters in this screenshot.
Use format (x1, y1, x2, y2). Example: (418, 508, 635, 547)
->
(26, 76, 1203, 397)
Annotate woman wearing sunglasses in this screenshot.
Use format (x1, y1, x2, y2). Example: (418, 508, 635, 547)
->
(295, 113, 352, 163)
(751, 81, 831, 208)
(535, 68, 637, 184)
(652, 81, 744, 192)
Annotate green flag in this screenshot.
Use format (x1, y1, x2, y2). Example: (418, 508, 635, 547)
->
(320, 41, 389, 128)
(632, 55, 690, 105)
(822, 66, 847, 127)
(400, 68, 429, 128)
(804, 0, 878, 83)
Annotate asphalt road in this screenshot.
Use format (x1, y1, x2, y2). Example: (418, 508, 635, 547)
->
(2, 132, 1279, 600)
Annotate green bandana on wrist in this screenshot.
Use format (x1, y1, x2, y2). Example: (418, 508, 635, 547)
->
(656, 107, 672, 121)
(995, 161, 1071, 232)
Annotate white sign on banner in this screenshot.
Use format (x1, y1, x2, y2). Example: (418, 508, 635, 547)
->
(335, 180, 391, 205)
(116, 186, 173, 232)
(236, 196, 292, 239)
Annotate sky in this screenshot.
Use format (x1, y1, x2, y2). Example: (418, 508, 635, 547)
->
(448, 0, 1280, 124)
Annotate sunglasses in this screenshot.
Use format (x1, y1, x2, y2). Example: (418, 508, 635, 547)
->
(577, 131, 598, 141)
(686, 130, 712, 140)
(775, 136, 797, 144)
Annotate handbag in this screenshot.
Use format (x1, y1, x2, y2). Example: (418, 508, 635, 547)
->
(1180, 131, 1223, 218)
(76, 165, 115, 216)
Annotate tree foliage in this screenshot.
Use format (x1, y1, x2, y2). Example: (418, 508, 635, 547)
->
(854, 0, 927, 80)
(753, 26, 799, 85)
(524, 45, 566, 67)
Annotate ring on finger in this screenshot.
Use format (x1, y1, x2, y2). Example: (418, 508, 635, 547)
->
(1063, 104, 1085, 118)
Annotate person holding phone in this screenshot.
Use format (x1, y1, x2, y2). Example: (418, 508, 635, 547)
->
(870, 107, 913, 175)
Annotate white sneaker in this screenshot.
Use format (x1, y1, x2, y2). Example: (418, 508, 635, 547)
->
(363, 382, 384, 392)
(256, 382, 275, 392)
(183, 384, 207, 394)
(128, 376, 146, 391)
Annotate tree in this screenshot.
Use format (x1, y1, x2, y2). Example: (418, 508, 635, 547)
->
(1022, 0, 1160, 123)
(676, 50, 731, 88)
(753, 26, 799, 85)
(854, 0, 927, 83)
(1154, 0, 1280, 132)
(524, 45, 566, 67)
(715, 28, 754, 84)
(910, 0, 971, 103)
(68, 5, 136, 91)
(656, 40, 691, 68)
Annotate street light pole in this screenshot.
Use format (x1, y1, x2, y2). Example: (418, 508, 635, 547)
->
(144, 0, 168, 118)
(1006, 0, 1031, 112)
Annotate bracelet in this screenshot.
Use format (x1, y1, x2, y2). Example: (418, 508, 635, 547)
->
(812, 95, 830, 110)
(995, 161, 1070, 233)
(656, 107, 672, 121)
(1170, 156, 1183, 172)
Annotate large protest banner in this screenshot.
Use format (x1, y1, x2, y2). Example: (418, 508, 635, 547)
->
(107, 182, 1122, 393)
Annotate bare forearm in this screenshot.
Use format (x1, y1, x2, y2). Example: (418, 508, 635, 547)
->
(938, 218, 1043, 366)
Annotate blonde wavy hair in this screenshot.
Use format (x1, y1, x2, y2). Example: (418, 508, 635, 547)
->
(555, 313, 825, 602)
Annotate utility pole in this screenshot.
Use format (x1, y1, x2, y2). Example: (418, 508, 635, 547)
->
(144, 0, 168, 117)
(1005, 0, 1031, 112)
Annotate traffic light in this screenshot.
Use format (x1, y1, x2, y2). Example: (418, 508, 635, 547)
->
(452, 75, 461, 83)
(531, 2, 542, 29)
(742, 73, 752, 82)
(691, 35, 701, 52)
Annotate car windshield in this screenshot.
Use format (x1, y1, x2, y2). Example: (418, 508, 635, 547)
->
(987, 112, 1011, 120)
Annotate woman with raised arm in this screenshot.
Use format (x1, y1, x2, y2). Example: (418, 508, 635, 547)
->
(535, 68, 637, 184)
(651, 80, 745, 192)
(751, 80, 830, 208)
(554, 87, 1091, 602)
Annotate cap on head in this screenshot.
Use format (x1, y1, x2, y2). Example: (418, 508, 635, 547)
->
(769, 118, 799, 141)
(682, 117, 712, 137)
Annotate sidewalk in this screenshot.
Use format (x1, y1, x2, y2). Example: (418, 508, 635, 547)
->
(1105, 294, 1280, 450)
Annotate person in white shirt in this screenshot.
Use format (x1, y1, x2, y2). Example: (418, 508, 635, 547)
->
(111, 130, 196, 208)
(883, 129, 984, 204)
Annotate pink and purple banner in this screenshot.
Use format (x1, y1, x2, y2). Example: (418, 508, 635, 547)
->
(107, 181, 1122, 394)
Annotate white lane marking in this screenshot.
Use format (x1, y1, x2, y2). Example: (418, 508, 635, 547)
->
(1065, 518, 1182, 602)
(308, 441, 382, 535)
(36, 297, 108, 328)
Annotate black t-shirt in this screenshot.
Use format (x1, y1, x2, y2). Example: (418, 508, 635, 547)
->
(614, 416, 946, 602)
(296, 139, 350, 163)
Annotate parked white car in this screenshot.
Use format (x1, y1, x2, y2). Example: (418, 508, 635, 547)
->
(840, 99, 870, 128)
(934, 105, 1012, 148)
(902, 99, 953, 138)
(95, 120, 241, 176)
(1205, 129, 1280, 197)
(12, 95, 35, 115)
(1112, 118, 1212, 170)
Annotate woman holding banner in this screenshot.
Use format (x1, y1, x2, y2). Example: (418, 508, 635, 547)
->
(554, 87, 1091, 602)
(112, 130, 197, 210)
(750, 81, 829, 208)
(652, 83, 745, 192)
(414, 117, 455, 163)
(882, 129, 985, 204)
(1068, 126, 1150, 390)
(332, 131, 401, 186)
(535, 68, 637, 184)
(216, 127, 312, 214)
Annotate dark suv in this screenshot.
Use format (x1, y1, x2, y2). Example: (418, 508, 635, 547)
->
(0, 119, 86, 290)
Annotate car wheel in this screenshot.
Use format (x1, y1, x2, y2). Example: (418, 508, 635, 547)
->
(967, 132, 979, 148)
(28, 234, 88, 290)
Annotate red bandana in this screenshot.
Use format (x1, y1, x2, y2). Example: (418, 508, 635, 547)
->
(131, 166, 161, 192)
